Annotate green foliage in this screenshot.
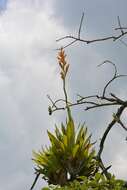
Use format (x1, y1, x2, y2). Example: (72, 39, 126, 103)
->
(33, 118, 96, 186)
(42, 173, 127, 190)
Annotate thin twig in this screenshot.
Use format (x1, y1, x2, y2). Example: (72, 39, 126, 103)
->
(56, 32, 127, 49)
(78, 12, 85, 38)
(85, 102, 118, 111)
(30, 173, 40, 190)
(117, 16, 124, 34)
(115, 27, 127, 30)
(101, 165, 112, 176)
(77, 94, 99, 102)
(56, 39, 77, 50)
(98, 60, 127, 97)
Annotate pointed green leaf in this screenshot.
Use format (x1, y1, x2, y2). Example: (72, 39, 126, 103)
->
(76, 123, 86, 144)
(55, 125, 62, 141)
(72, 144, 79, 157)
(61, 123, 66, 135)
(47, 131, 59, 147)
(66, 119, 75, 148)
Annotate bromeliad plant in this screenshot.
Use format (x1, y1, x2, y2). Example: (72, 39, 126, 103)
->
(33, 120, 96, 186)
(31, 48, 97, 189)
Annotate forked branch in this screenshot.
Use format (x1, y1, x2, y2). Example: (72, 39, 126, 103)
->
(56, 12, 127, 49)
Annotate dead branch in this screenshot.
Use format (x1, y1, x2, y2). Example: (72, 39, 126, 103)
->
(97, 60, 127, 97)
(97, 105, 126, 159)
(56, 13, 127, 49)
(30, 172, 40, 190)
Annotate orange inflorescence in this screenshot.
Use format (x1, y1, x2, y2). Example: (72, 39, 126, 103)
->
(57, 48, 69, 79)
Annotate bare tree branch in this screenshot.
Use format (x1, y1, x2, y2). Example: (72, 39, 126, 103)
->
(30, 172, 40, 190)
(115, 27, 127, 30)
(56, 14, 127, 49)
(97, 105, 126, 159)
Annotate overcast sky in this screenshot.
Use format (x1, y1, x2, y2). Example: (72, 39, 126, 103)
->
(0, 1, 127, 190)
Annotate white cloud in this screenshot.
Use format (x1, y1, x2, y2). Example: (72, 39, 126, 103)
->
(0, 1, 67, 189)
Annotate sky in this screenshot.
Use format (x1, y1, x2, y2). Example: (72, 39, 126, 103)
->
(0, 0, 127, 190)
(0, 0, 7, 10)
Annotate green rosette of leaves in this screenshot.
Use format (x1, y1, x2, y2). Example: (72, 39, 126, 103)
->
(33, 119, 96, 186)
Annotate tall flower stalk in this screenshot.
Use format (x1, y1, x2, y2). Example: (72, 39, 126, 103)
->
(31, 49, 97, 189)
(57, 48, 71, 121)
